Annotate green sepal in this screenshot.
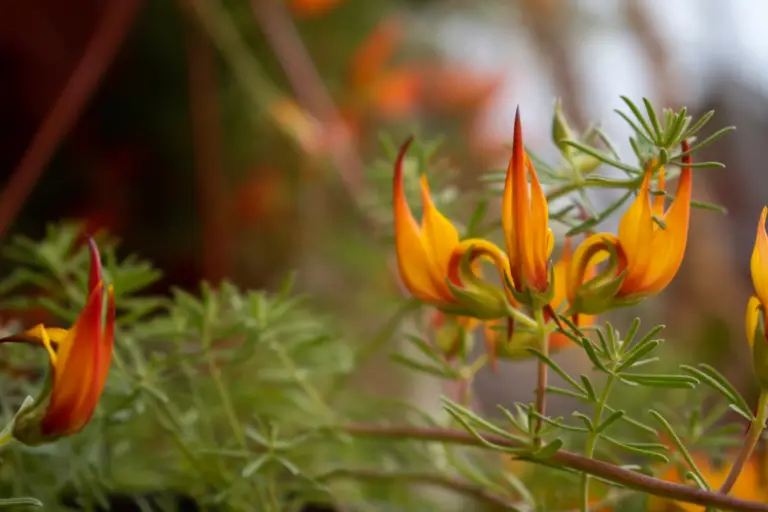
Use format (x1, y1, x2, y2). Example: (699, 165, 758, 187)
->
(444, 245, 508, 320)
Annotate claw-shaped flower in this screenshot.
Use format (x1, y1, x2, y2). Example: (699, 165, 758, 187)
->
(393, 137, 510, 320)
(1, 238, 115, 445)
(502, 108, 554, 306)
(747, 207, 768, 389)
(567, 141, 693, 315)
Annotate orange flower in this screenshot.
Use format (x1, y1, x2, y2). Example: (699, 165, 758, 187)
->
(1, 239, 115, 445)
(502, 108, 554, 299)
(393, 138, 509, 319)
(568, 142, 693, 315)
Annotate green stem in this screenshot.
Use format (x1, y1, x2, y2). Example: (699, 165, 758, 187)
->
(719, 390, 768, 495)
(581, 374, 616, 511)
(533, 308, 549, 448)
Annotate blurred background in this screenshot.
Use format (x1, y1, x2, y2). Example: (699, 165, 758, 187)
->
(2, 0, 768, 475)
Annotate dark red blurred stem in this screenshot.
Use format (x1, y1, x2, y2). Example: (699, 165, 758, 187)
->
(181, 0, 231, 284)
(0, 0, 141, 240)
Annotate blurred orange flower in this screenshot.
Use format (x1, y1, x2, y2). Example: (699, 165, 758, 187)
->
(289, 0, 347, 18)
(652, 452, 768, 511)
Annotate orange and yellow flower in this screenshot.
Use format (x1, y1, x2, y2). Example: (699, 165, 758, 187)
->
(393, 138, 510, 318)
(502, 108, 554, 302)
(1, 238, 115, 445)
(567, 141, 693, 315)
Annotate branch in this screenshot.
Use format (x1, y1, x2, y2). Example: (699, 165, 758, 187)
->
(0, 0, 142, 239)
(343, 423, 768, 511)
(249, 0, 364, 196)
(319, 468, 525, 510)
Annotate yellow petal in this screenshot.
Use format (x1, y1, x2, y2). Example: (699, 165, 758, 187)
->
(393, 138, 450, 303)
(746, 295, 762, 348)
(420, 174, 460, 290)
(751, 206, 768, 308)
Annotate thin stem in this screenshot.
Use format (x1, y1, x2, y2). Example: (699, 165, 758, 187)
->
(719, 390, 768, 495)
(343, 423, 768, 511)
(534, 308, 548, 447)
(0, 0, 140, 239)
(319, 468, 523, 509)
(580, 374, 616, 511)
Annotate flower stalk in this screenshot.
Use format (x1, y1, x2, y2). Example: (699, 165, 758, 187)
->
(719, 390, 768, 495)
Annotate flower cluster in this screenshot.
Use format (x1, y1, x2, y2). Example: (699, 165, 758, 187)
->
(393, 107, 694, 365)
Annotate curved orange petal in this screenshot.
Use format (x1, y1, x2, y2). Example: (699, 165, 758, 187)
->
(420, 174, 460, 295)
(528, 155, 551, 290)
(618, 166, 654, 292)
(43, 281, 104, 435)
(640, 160, 692, 294)
(511, 110, 533, 288)
(751, 207, 768, 308)
(393, 138, 448, 303)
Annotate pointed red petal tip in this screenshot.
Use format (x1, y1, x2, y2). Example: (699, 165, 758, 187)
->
(512, 107, 524, 167)
(86, 237, 103, 293)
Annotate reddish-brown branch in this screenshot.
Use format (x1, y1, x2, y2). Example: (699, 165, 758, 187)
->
(0, 0, 142, 240)
(344, 423, 768, 511)
(180, 0, 231, 283)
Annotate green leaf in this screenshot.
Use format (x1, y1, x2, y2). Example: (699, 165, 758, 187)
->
(690, 200, 728, 214)
(560, 139, 638, 175)
(580, 375, 598, 402)
(683, 110, 714, 139)
(572, 412, 594, 431)
(0, 497, 44, 508)
(620, 373, 698, 389)
(649, 410, 712, 491)
(680, 364, 753, 419)
(601, 436, 669, 463)
(604, 404, 658, 435)
(443, 398, 530, 444)
(390, 354, 460, 380)
(676, 126, 735, 158)
(624, 318, 641, 347)
(596, 410, 625, 434)
(643, 97, 662, 141)
(615, 339, 661, 373)
(526, 348, 587, 394)
(533, 437, 564, 459)
(620, 96, 656, 142)
(241, 454, 271, 478)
